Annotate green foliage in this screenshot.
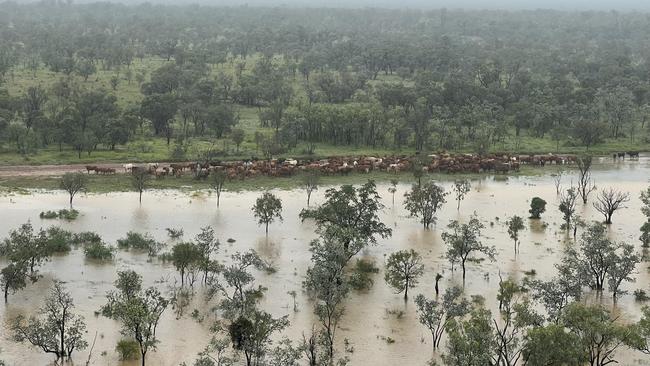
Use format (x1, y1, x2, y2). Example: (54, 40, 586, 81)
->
(117, 231, 162, 256)
(348, 259, 379, 291)
(384, 249, 424, 300)
(252, 192, 283, 234)
(115, 339, 141, 361)
(442, 217, 496, 280)
(528, 197, 546, 219)
(39, 209, 79, 220)
(84, 241, 114, 261)
(403, 181, 447, 229)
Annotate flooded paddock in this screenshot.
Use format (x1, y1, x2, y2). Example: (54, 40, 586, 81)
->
(1, 155, 650, 366)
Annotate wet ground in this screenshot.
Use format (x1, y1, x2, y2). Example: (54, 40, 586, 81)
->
(1, 155, 649, 365)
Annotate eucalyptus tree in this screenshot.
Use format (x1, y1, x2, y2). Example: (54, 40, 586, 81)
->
(403, 180, 447, 229)
(59, 172, 87, 207)
(593, 188, 629, 224)
(414, 286, 470, 350)
(452, 179, 471, 211)
(506, 215, 525, 253)
(442, 217, 496, 280)
(384, 249, 424, 300)
(210, 170, 227, 208)
(252, 192, 283, 235)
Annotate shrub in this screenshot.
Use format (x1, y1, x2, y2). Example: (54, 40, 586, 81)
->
(165, 228, 184, 239)
(45, 227, 73, 253)
(117, 231, 163, 256)
(115, 339, 140, 360)
(72, 231, 102, 246)
(57, 209, 79, 220)
(529, 197, 547, 219)
(349, 259, 379, 291)
(84, 241, 114, 261)
(634, 289, 649, 302)
(39, 210, 58, 219)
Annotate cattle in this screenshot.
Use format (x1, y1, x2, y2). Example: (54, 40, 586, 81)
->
(627, 151, 640, 159)
(85, 165, 97, 174)
(123, 163, 133, 172)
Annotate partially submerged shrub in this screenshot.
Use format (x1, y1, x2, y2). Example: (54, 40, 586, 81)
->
(634, 289, 649, 302)
(115, 339, 140, 360)
(349, 259, 379, 291)
(39, 210, 58, 219)
(165, 228, 184, 239)
(39, 209, 79, 220)
(84, 241, 115, 261)
(72, 231, 102, 246)
(117, 231, 163, 256)
(45, 227, 73, 253)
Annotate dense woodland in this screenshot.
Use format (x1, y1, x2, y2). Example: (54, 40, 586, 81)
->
(1, 2, 650, 161)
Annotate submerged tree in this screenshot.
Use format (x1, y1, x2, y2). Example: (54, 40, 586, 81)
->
(403, 181, 447, 229)
(388, 179, 398, 206)
(300, 170, 320, 206)
(210, 170, 227, 208)
(252, 192, 283, 235)
(442, 217, 496, 280)
(414, 286, 470, 350)
(559, 187, 578, 231)
(1, 262, 28, 303)
(593, 187, 629, 224)
(576, 155, 596, 204)
(300, 181, 391, 261)
(102, 270, 168, 366)
(384, 249, 424, 300)
(506, 215, 525, 253)
(131, 169, 151, 204)
(12, 281, 87, 361)
(528, 197, 546, 219)
(59, 172, 87, 207)
(452, 179, 471, 211)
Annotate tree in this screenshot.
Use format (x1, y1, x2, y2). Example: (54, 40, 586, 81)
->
(12, 281, 87, 361)
(228, 310, 289, 366)
(300, 181, 391, 261)
(171, 242, 202, 287)
(452, 179, 471, 210)
(528, 197, 546, 219)
(442, 308, 495, 366)
(388, 179, 398, 206)
(562, 302, 637, 366)
(102, 270, 168, 366)
(552, 169, 563, 195)
(637, 306, 650, 355)
(300, 170, 320, 206)
(593, 188, 630, 224)
(403, 181, 447, 229)
(576, 155, 596, 204)
(559, 188, 578, 231)
(641, 186, 650, 219)
(607, 243, 640, 300)
(506, 215, 525, 253)
(252, 192, 283, 235)
(231, 128, 245, 153)
(442, 217, 496, 280)
(384, 249, 424, 300)
(59, 172, 87, 207)
(640, 222, 650, 248)
(522, 324, 587, 366)
(1, 262, 28, 302)
(131, 169, 151, 204)
(210, 170, 227, 208)
(414, 286, 470, 350)
(140, 93, 178, 144)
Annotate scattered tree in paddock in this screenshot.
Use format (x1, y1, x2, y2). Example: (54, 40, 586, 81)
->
(414, 286, 470, 350)
(452, 179, 471, 211)
(171, 242, 202, 287)
(641, 186, 650, 219)
(12, 281, 87, 361)
(529, 264, 582, 323)
(442, 308, 495, 365)
(131, 169, 151, 204)
(384, 249, 424, 300)
(607, 243, 640, 300)
(252, 192, 283, 235)
(102, 270, 168, 366)
(593, 188, 630, 224)
(506, 215, 525, 253)
(442, 217, 496, 281)
(576, 155, 596, 204)
(640, 222, 650, 248)
(59, 172, 87, 207)
(228, 310, 290, 366)
(403, 181, 447, 229)
(300, 170, 320, 206)
(552, 169, 564, 195)
(522, 324, 587, 365)
(528, 197, 546, 219)
(210, 170, 227, 208)
(230, 128, 245, 153)
(637, 306, 650, 355)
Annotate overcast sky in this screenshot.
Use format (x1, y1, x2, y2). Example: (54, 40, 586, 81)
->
(92, 0, 647, 11)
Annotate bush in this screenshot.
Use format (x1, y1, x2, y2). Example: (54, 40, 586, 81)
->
(40, 209, 79, 220)
(529, 197, 547, 219)
(349, 259, 379, 291)
(115, 339, 140, 360)
(39, 210, 58, 219)
(72, 231, 102, 246)
(165, 228, 184, 239)
(84, 241, 114, 261)
(45, 227, 73, 253)
(117, 231, 163, 256)
(634, 289, 649, 302)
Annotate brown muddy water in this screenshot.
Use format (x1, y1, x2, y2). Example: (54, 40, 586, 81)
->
(1, 156, 650, 366)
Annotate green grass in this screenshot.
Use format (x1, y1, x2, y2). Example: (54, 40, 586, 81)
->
(2, 56, 649, 166)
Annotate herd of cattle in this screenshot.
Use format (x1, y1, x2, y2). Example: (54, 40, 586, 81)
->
(81, 151, 641, 180)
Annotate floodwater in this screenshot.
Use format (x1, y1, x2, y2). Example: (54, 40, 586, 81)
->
(1, 156, 650, 366)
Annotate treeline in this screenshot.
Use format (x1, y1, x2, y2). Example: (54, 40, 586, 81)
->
(1, 3, 650, 158)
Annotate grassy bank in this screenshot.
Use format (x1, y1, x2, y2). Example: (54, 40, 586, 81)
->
(0, 166, 546, 194)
